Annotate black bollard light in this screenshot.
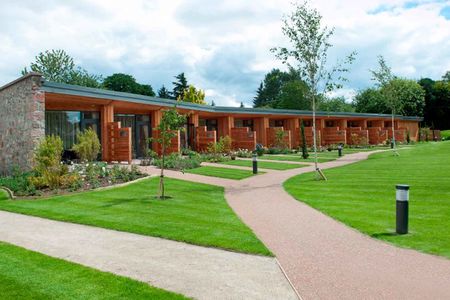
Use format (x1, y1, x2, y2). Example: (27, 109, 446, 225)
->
(396, 184, 409, 234)
(252, 153, 258, 174)
(338, 144, 343, 157)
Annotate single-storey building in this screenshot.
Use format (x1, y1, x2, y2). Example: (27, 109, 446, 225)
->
(0, 73, 422, 175)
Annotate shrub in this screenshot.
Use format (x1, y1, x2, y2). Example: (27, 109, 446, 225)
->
(33, 135, 67, 189)
(0, 168, 36, 196)
(72, 128, 101, 162)
(267, 148, 290, 154)
(255, 144, 265, 156)
(274, 129, 288, 149)
(153, 153, 201, 170)
(220, 135, 232, 154)
(300, 120, 309, 159)
(201, 153, 230, 163)
(234, 148, 253, 158)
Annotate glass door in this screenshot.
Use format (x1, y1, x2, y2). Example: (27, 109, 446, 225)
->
(136, 115, 151, 158)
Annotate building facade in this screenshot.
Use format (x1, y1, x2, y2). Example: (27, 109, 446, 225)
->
(0, 73, 422, 174)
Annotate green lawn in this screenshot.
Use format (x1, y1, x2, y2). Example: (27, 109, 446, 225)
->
(284, 142, 450, 258)
(221, 159, 307, 170)
(261, 154, 334, 163)
(0, 178, 270, 256)
(185, 166, 260, 180)
(0, 241, 186, 299)
(261, 147, 393, 163)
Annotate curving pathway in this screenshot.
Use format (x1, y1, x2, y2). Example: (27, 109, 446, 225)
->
(0, 210, 297, 300)
(223, 151, 450, 299)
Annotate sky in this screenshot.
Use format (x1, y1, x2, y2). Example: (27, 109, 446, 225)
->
(1, 0, 449, 107)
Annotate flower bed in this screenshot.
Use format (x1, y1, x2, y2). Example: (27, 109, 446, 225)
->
(0, 163, 145, 198)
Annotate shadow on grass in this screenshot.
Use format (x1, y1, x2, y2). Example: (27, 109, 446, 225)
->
(371, 232, 399, 238)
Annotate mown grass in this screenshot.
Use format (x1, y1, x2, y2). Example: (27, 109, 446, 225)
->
(221, 159, 307, 170)
(284, 142, 450, 258)
(0, 178, 271, 256)
(185, 166, 260, 180)
(0, 241, 186, 299)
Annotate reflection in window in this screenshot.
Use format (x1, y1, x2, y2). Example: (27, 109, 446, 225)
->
(45, 111, 81, 149)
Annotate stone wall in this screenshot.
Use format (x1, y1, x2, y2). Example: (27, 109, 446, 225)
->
(0, 73, 45, 175)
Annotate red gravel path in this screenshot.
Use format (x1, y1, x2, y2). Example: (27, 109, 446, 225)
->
(225, 151, 450, 299)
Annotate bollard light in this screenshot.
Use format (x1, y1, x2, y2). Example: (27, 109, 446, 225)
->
(252, 153, 258, 174)
(338, 144, 343, 157)
(396, 184, 409, 234)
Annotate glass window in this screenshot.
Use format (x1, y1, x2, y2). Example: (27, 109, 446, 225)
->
(45, 111, 101, 151)
(45, 111, 81, 149)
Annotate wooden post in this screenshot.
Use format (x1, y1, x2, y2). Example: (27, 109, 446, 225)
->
(101, 103, 114, 161)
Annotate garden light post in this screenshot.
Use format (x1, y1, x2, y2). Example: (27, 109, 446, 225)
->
(338, 144, 343, 157)
(252, 153, 258, 174)
(396, 184, 409, 234)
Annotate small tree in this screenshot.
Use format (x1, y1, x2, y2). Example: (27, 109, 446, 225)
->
(300, 120, 309, 159)
(150, 108, 186, 199)
(72, 128, 101, 162)
(271, 1, 356, 180)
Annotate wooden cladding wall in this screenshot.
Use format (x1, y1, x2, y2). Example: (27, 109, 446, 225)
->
(230, 127, 256, 150)
(196, 126, 216, 152)
(384, 128, 407, 143)
(368, 127, 388, 145)
(298, 127, 320, 147)
(322, 127, 346, 145)
(266, 127, 292, 149)
(107, 122, 132, 164)
(152, 130, 180, 155)
(346, 127, 369, 145)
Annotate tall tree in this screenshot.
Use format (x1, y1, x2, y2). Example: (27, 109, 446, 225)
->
(211, 100, 216, 106)
(275, 80, 310, 110)
(271, 1, 356, 179)
(442, 70, 450, 82)
(172, 73, 188, 100)
(177, 85, 206, 104)
(420, 78, 450, 130)
(370, 55, 395, 87)
(136, 84, 155, 97)
(354, 88, 389, 114)
(253, 68, 302, 108)
(158, 85, 171, 98)
(319, 97, 354, 112)
(103, 73, 155, 96)
(103, 73, 138, 93)
(253, 82, 265, 107)
(22, 49, 101, 87)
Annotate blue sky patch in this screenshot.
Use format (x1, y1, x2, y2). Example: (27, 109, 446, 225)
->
(441, 6, 450, 19)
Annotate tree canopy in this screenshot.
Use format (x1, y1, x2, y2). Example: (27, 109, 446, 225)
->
(103, 73, 155, 96)
(177, 85, 206, 104)
(157, 85, 171, 99)
(253, 68, 307, 109)
(355, 56, 425, 117)
(22, 49, 101, 88)
(172, 73, 188, 100)
(419, 76, 450, 129)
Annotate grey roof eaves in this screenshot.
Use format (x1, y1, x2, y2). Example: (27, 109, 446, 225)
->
(41, 81, 423, 121)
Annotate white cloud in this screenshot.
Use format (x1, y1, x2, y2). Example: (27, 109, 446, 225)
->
(0, 0, 449, 106)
